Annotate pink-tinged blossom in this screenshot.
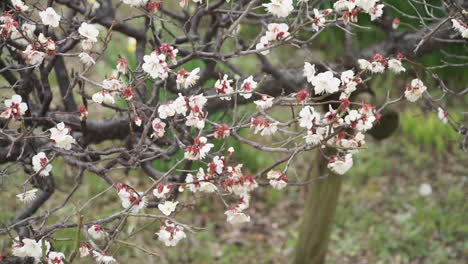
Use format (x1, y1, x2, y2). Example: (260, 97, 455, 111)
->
(142, 51, 169, 79)
(156, 221, 187, 247)
(438, 107, 448, 124)
(47, 251, 65, 264)
(296, 89, 310, 103)
(1, 94, 28, 120)
(265, 23, 290, 41)
(188, 94, 207, 112)
(153, 183, 173, 199)
(134, 115, 142, 126)
(304, 127, 326, 145)
(239, 76, 257, 99)
(339, 71, 357, 98)
(255, 36, 270, 55)
(214, 74, 234, 100)
(250, 117, 278, 136)
(79, 244, 91, 258)
(327, 154, 353, 175)
(208, 156, 225, 175)
(151, 118, 166, 138)
(344, 109, 361, 127)
(176, 67, 200, 89)
(103, 78, 125, 91)
(223, 167, 258, 196)
(12, 0, 29, 11)
(185, 111, 205, 129)
(214, 124, 230, 139)
(452, 19, 468, 38)
(405, 79, 427, 102)
(147, 1, 163, 12)
(32, 152, 52, 176)
(159, 44, 178, 64)
(369, 4, 384, 21)
(267, 170, 288, 190)
(227, 147, 235, 156)
(117, 59, 128, 74)
(254, 94, 274, 110)
(0, 14, 18, 38)
(184, 136, 213, 160)
(116, 183, 147, 212)
(186, 168, 218, 193)
(88, 225, 106, 240)
(392, 17, 400, 29)
(22, 45, 46, 65)
(312, 9, 326, 31)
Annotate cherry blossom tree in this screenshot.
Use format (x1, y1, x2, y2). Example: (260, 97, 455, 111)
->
(0, 0, 466, 263)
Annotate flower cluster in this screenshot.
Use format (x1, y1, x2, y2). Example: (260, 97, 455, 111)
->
(267, 170, 289, 190)
(334, 0, 384, 23)
(92, 77, 125, 105)
(142, 44, 178, 79)
(358, 53, 406, 74)
(12, 237, 52, 262)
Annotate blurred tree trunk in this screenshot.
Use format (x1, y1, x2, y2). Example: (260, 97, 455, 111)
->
(293, 155, 342, 264)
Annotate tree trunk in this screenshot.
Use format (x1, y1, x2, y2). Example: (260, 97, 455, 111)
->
(293, 156, 342, 264)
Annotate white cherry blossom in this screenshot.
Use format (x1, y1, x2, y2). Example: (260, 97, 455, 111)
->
(158, 201, 179, 216)
(78, 23, 99, 42)
(50, 122, 76, 150)
(328, 154, 353, 175)
(405, 79, 427, 102)
(39, 7, 61, 28)
(311, 71, 341, 94)
(263, 0, 294, 18)
(16, 189, 38, 203)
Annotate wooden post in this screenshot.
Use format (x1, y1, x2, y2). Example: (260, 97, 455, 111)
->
(293, 156, 342, 264)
